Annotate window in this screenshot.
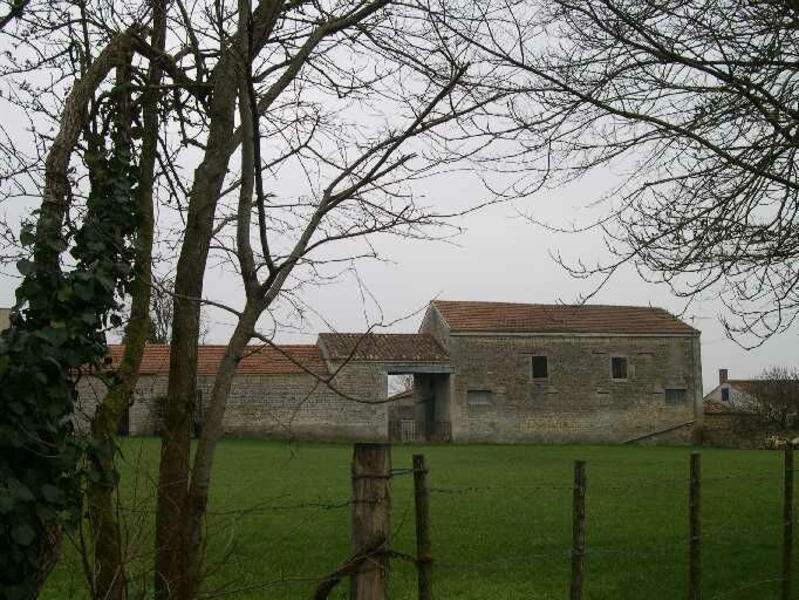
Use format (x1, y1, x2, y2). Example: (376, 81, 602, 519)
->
(721, 387, 730, 403)
(665, 388, 687, 405)
(467, 389, 492, 406)
(611, 356, 628, 380)
(532, 355, 548, 379)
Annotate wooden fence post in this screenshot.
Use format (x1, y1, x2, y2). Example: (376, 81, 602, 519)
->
(350, 443, 391, 600)
(689, 451, 701, 600)
(570, 460, 586, 600)
(783, 444, 794, 600)
(413, 454, 432, 600)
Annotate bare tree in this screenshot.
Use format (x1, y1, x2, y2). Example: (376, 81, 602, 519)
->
(745, 366, 799, 430)
(0, 0, 509, 598)
(153, 2, 504, 595)
(442, 0, 799, 344)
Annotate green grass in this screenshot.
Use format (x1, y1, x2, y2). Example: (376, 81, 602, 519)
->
(41, 440, 796, 599)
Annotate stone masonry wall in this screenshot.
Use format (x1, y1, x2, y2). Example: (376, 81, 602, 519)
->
(75, 361, 388, 442)
(74, 374, 166, 434)
(443, 333, 701, 443)
(220, 362, 387, 440)
(702, 414, 762, 448)
(701, 413, 797, 449)
(419, 305, 451, 351)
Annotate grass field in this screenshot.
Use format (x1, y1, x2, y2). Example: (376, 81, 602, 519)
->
(41, 439, 797, 599)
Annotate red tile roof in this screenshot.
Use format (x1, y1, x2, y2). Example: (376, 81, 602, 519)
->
(728, 379, 799, 396)
(318, 333, 449, 362)
(432, 300, 698, 335)
(107, 344, 328, 375)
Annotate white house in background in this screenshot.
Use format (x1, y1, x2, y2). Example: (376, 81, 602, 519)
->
(702, 369, 760, 411)
(702, 368, 799, 414)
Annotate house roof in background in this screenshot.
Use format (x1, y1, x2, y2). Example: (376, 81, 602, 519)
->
(432, 300, 698, 335)
(318, 333, 449, 363)
(727, 379, 799, 395)
(107, 344, 328, 376)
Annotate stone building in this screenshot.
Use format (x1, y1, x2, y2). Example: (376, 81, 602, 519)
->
(415, 300, 703, 443)
(77, 299, 703, 444)
(77, 343, 390, 441)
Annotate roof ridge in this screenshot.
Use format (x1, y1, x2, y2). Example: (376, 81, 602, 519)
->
(430, 299, 697, 334)
(433, 299, 674, 311)
(319, 332, 436, 336)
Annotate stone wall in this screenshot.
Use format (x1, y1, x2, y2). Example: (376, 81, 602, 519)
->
(700, 413, 796, 449)
(433, 332, 701, 444)
(220, 362, 387, 440)
(419, 304, 451, 350)
(74, 373, 166, 434)
(702, 414, 760, 448)
(76, 361, 389, 442)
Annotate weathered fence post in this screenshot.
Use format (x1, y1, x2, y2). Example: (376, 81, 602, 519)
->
(413, 454, 432, 600)
(783, 444, 794, 600)
(689, 451, 701, 600)
(350, 443, 391, 600)
(570, 460, 586, 600)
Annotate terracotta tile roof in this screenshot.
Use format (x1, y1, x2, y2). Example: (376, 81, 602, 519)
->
(432, 300, 698, 335)
(728, 379, 799, 396)
(107, 344, 328, 375)
(318, 333, 449, 363)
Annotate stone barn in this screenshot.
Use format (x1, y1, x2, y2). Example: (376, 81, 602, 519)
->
(76, 299, 703, 444)
(415, 300, 703, 443)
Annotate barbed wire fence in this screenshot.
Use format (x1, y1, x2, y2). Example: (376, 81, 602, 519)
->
(299, 444, 799, 600)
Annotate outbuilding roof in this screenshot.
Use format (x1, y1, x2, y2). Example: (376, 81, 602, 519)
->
(318, 333, 449, 363)
(432, 300, 698, 335)
(107, 344, 328, 375)
(727, 379, 799, 396)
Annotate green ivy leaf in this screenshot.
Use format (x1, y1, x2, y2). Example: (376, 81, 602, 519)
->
(16, 259, 34, 276)
(41, 484, 62, 503)
(11, 524, 36, 546)
(19, 227, 35, 247)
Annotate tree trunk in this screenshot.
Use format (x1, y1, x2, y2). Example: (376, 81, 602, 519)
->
(153, 3, 287, 595)
(22, 31, 136, 597)
(153, 36, 240, 600)
(181, 301, 263, 598)
(86, 8, 163, 599)
(34, 32, 135, 274)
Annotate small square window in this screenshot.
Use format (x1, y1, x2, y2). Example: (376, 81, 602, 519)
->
(467, 389, 492, 406)
(665, 388, 687, 405)
(611, 356, 628, 380)
(532, 356, 548, 379)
